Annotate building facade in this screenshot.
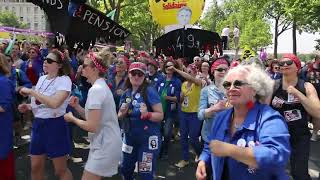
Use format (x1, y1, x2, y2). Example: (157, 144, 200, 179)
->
(0, 0, 47, 31)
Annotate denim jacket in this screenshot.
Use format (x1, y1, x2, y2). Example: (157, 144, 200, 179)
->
(199, 102, 291, 180)
(198, 84, 225, 143)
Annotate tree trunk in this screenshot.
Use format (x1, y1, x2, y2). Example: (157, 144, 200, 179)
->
(274, 18, 279, 58)
(292, 20, 297, 55)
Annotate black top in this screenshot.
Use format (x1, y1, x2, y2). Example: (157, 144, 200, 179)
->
(271, 79, 310, 137)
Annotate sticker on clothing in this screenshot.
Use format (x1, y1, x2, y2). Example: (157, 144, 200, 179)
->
(139, 152, 153, 172)
(284, 109, 302, 122)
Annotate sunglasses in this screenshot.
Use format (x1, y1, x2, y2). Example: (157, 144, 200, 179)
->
(273, 66, 280, 70)
(215, 68, 228, 72)
(29, 51, 36, 54)
(222, 80, 249, 90)
(278, 60, 294, 67)
(130, 70, 144, 77)
(166, 65, 173, 69)
(45, 58, 59, 64)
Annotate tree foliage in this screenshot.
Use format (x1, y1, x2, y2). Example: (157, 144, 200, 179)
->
(0, 10, 29, 29)
(200, 0, 272, 51)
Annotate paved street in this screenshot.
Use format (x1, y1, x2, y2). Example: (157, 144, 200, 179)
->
(14, 133, 320, 180)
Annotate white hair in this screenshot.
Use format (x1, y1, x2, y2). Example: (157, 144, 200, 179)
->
(224, 64, 274, 102)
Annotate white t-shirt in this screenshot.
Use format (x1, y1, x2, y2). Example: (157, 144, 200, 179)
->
(221, 27, 230, 36)
(31, 75, 72, 119)
(85, 78, 121, 160)
(234, 27, 240, 37)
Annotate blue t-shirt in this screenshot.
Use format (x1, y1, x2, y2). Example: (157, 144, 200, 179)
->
(0, 74, 14, 159)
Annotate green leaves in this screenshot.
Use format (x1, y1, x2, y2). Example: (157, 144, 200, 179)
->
(0, 10, 29, 29)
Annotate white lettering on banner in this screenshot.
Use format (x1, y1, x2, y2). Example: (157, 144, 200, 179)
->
(41, 0, 63, 9)
(80, 8, 129, 39)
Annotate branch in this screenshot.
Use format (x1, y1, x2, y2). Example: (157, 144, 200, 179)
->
(278, 21, 293, 36)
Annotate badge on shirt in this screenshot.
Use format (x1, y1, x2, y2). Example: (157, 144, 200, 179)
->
(272, 96, 285, 108)
(154, 78, 158, 82)
(182, 96, 189, 107)
(287, 93, 299, 103)
(132, 100, 138, 106)
(284, 109, 302, 122)
(122, 143, 133, 154)
(236, 138, 246, 147)
(160, 83, 164, 87)
(248, 141, 255, 147)
(135, 93, 141, 99)
(148, 136, 158, 150)
(125, 97, 132, 103)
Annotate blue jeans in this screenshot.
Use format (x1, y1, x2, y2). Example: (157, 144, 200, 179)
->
(179, 112, 202, 160)
(161, 111, 178, 155)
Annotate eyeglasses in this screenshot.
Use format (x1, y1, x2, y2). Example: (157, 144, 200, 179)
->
(278, 60, 294, 67)
(29, 51, 36, 54)
(130, 70, 144, 77)
(45, 58, 59, 64)
(222, 80, 249, 90)
(273, 66, 280, 70)
(215, 68, 228, 72)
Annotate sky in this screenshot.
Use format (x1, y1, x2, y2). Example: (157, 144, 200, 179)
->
(203, 0, 320, 54)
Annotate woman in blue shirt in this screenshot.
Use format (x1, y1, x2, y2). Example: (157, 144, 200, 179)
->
(0, 53, 15, 179)
(118, 62, 163, 180)
(196, 64, 291, 180)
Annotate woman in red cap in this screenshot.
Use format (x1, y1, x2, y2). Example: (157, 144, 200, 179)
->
(118, 62, 163, 180)
(270, 53, 316, 180)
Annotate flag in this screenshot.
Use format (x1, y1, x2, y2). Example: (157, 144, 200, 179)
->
(107, 9, 116, 20)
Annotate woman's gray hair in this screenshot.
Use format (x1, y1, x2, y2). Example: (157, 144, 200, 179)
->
(224, 64, 274, 103)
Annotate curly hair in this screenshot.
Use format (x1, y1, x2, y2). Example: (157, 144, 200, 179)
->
(224, 64, 274, 103)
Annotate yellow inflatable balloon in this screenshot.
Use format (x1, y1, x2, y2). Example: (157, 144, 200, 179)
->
(149, 0, 205, 27)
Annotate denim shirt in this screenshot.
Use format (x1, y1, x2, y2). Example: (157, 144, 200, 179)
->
(199, 102, 291, 180)
(0, 74, 14, 159)
(198, 84, 225, 143)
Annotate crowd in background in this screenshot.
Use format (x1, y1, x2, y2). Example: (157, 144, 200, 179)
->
(0, 40, 320, 180)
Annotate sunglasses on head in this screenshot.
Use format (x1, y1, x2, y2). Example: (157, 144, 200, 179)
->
(130, 70, 144, 77)
(222, 80, 249, 90)
(215, 68, 228, 72)
(45, 58, 59, 64)
(278, 60, 294, 67)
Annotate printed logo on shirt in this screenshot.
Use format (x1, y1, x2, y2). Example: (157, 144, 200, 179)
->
(272, 96, 285, 108)
(284, 109, 302, 122)
(139, 152, 153, 172)
(149, 136, 158, 150)
(122, 143, 133, 154)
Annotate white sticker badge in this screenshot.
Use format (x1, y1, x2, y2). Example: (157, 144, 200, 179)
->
(122, 143, 133, 154)
(135, 93, 141, 99)
(237, 138, 247, 147)
(148, 136, 158, 150)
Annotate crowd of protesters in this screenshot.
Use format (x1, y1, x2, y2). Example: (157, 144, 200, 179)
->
(0, 39, 320, 180)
